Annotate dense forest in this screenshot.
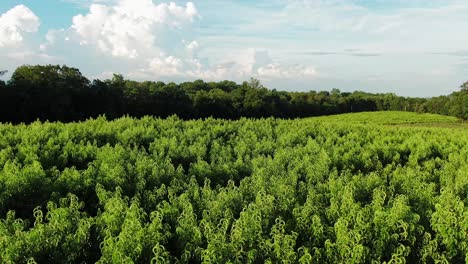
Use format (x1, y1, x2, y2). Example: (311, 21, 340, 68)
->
(0, 65, 466, 123)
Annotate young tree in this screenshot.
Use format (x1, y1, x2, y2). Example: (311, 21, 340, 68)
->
(246, 77, 264, 89)
(331, 88, 341, 95)
(460, 81, 468, 92)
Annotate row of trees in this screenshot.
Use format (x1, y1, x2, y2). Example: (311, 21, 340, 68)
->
(0, 65, 466, 123)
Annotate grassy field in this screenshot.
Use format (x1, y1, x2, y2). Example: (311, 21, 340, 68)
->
(0, 112, 466, 263)
(312, 111, 461, 125)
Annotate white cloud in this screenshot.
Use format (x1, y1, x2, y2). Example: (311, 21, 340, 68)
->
(90, 71, 115, 80)
(0, 5, 40, 47)
(0, 5, 56, 78)
(40, 0, 316, 83)
(184, 40, 199, 56)
(147, 54, 182, 76)
(69, 0, 199, 58)
(233, 49, 316, 79)
(257, 64, 317, 79)
(129, 49, 316, 81)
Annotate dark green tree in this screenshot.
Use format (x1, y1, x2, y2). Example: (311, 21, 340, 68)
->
(7, 65, 89, 122)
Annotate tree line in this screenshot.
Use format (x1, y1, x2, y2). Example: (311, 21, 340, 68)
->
(0, 64, 466, 123)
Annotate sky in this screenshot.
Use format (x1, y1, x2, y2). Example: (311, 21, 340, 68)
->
(1, 0, 468, 97)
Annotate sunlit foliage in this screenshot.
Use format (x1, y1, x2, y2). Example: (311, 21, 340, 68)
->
(0, 112, 466, 263)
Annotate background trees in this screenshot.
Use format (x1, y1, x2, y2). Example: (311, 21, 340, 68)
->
(0, 64, 466, 123)
(421, 82, 468, 121)
(2, 65, 89, 122)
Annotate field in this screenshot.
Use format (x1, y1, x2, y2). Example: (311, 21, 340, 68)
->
(0, 112, 466, 263)
(312, 111, 460, 125)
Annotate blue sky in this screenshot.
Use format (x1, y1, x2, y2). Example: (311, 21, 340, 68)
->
(1, 0, 467, 97)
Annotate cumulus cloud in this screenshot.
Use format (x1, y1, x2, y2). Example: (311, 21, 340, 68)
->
(69, 0, 199, 58)
(147, 55, 183, 76)
(0, 5, 54, 77)
(129, 49, 316, 81)
(40, 0, 316, 82)
(236, 49, 316, 79)
(0, 5, 40, 47)
(257, 64, 317, 78)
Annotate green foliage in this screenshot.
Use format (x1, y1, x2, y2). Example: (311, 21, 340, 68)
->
(0, 112, 466, 263)
(460, 81, 468, 92)
(1, 64, 466, 123)
(313, 111, 459, 124)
